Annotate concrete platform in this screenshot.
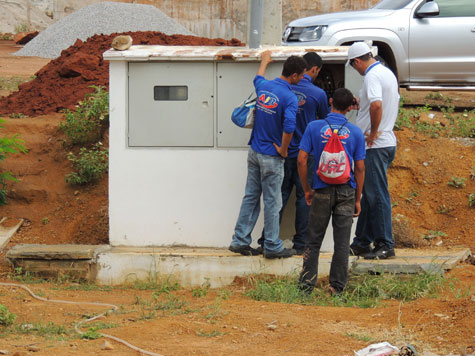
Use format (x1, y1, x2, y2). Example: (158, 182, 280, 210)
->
(94, 247, 353, 287)
(5, 245, 471, 288)
(351, 248, 471, 275)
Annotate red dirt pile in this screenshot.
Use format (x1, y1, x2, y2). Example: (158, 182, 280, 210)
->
(0, 32, 243, 116)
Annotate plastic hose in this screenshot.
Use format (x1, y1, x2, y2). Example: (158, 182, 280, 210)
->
(0, 282, 164, 356)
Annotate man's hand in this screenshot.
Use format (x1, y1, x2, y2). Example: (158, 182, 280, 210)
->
(353, 200, 361, 217)
(260, 50, 273, 64)
(273, 143, 288, 158)
(305, 190, 315, 206)
(350, 96, 360, 111)
(365, 131, 382, 147)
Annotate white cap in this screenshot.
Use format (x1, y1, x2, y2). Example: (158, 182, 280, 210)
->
(346, 42, 371, 66)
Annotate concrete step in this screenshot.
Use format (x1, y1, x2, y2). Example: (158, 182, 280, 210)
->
(4, 245, 471, 287)
(6, 244, 109, 281)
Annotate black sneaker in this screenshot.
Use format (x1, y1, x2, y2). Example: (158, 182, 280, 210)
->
(350, 244, 372, 257)
(229, 245, 261, 256)
(293, 247, 306, 256)
(364, 245, 396, 260)
(263, 248, 296, 259)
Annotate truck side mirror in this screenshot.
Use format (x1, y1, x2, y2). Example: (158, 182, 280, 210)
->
(415, 2, 440, 18)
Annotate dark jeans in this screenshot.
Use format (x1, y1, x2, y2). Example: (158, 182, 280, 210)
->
(353, 146, 396, 250)
(258, 156, 315, 251)
(298, 184, 355, 293)
(281, 155, 315, 250)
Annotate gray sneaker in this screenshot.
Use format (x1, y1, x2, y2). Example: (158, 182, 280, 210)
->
(263, 248, 296, 259)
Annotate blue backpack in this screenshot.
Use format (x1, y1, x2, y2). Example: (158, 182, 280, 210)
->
(231, 90, 257, 129)
(231, 79, 265, 129)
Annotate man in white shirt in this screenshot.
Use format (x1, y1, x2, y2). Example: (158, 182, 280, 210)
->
(347, 42, 399, 259)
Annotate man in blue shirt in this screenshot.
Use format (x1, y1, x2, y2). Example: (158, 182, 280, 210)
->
(297, 88, 365, 294)
(229, 50, 307, 259)
(281, 52, 329, 255)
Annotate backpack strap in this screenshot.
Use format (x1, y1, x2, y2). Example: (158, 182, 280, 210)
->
(336, 120, 348, 135)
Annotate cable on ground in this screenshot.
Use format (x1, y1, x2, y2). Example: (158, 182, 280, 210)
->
(0, 282, 165, 356)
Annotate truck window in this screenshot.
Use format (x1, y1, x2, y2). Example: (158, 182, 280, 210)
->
(435, 0, 475, 17)
(373, 0, 413, 10)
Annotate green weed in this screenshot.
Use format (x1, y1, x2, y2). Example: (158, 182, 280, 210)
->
(129, 275, 180, 294)
(0, 76, 34, 92)
(424, 92, 444, 101)
(15, 321, 68, 337)
(246, 272, 446, 308)
(8, 113, 27, 119)
(205, 299, 227, 323)
(80, 326, 102, 339)
(65, 142, 108, 185)
(0, 33, 13, 41)
(7, 267, 44, 284)
(423, 230, 447, 240)
(436, 204, 451, 214)
(217, 288, 231, 300)
(397, 106, 474, 139)
(447, 177, 466, 188)
(0, 119, 27, 205)
(42, 217, 49, 225)
(469, 193, 475, 208)
(345, 332, 373, 342)
(0, 304, 16, 326)
(59, 86, 109, 145)
(14, 23, 29, 34)
(154, 294, 188, 313)
(196, 329, 224, 337)
(192, 279, 211, 298)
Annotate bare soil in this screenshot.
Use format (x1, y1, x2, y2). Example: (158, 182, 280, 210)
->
(0, 40, 474, 356)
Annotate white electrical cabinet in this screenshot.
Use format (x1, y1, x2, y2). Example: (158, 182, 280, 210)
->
(104, 45, 361, 249)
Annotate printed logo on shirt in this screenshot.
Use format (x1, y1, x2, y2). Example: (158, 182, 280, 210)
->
(292, 90, 307, 107)
(320, 124, 350, 142)
(257, 91, 279, 110)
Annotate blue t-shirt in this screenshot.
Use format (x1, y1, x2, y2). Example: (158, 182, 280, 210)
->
(299, 112, 366, 189)
(288, 74, 329, 158)
(249, 75, 298, 156)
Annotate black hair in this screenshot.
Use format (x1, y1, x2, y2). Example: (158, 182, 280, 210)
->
(303, 52, 323, 70)
(357, 52, 373, 61)
(332, 88, 354, 111)
(281, 55, 307, 77)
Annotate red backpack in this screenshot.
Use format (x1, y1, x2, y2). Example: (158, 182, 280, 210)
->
(317, 119, 351, 185)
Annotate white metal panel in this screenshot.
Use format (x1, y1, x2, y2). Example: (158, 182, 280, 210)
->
(216, 62, 285, 148)
(128, 62, 214, 147)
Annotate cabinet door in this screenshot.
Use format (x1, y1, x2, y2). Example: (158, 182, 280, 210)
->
(128, 62, 214, 147)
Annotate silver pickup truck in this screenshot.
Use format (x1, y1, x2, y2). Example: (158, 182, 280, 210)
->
(282, 0, 475, 90)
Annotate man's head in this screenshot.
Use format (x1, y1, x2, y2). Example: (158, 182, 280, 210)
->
(347, 42, 374, 75)
(330, 88, 355, 113)
(303, 52, 323, 80)
(282, 55, 307, 84)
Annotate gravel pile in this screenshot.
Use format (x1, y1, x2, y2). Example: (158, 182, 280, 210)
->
(15, 1, 193, 59)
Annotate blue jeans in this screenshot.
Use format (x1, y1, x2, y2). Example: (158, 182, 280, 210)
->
(231, 148, 285, 253)
(353, 146, 396, 249)
(280, 155, 315, 251)
(299, 184, 355, 293)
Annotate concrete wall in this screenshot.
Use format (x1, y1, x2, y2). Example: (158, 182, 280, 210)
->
(48, 0, 379, 40)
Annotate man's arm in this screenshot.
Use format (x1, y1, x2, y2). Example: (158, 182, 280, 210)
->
(298, 150, 314, 206)
(257, 50, 272, 77)
(273, 132, 292, 158)
(353, 160, 365, 217)
(367, 100, 382, 147)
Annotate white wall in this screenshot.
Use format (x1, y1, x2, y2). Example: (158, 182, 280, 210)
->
(109, 61, 260, 248)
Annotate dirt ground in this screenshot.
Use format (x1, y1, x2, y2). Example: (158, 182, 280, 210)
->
(0, 40, 474, 355)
